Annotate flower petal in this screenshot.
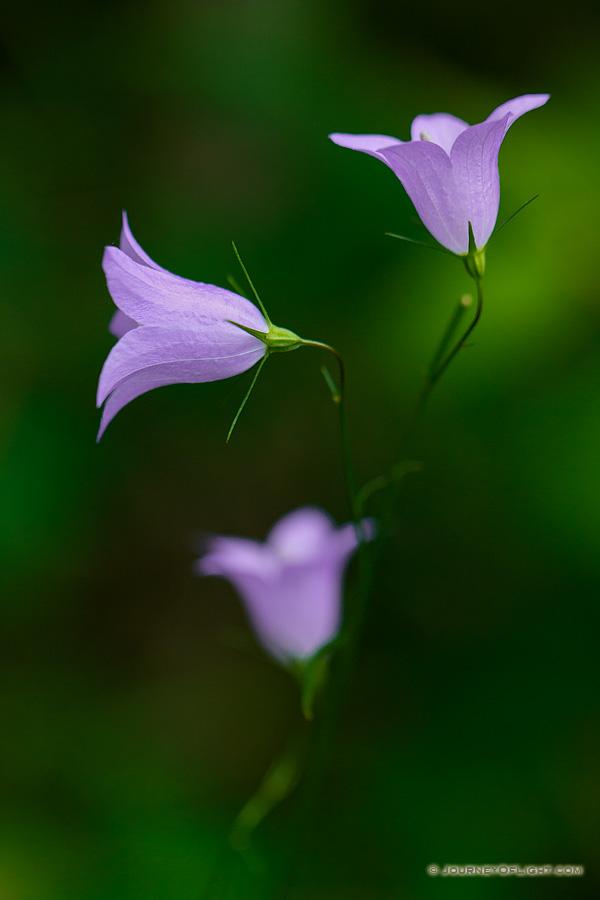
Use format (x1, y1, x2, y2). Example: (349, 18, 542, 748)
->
(96, 324, 265, 438)
(108, 309, 138, 338)
(378, 141, 468, 253)
(450, 116, 511, 249)
(119, 212, 171, 271)
(197, 537, 276, 582)
(98, 322, 265, 405)
(196, 508, 375, 663)
(485, 93, 550, 127)
(241, 560, 344, 661)
(268, 507, 337, 563)
(328, 132, 402, 155)
(409, 112, 469, 154)
(102, 246, 269, 333)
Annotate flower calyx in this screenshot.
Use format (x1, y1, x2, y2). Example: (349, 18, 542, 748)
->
(227, 319, 304, 354)
(462, 221, 486, 282)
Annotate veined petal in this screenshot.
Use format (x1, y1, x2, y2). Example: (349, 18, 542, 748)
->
(119, 212, 171, 271)
(109, 309, 138, 338)
(409, 112, 469, 154)
(102, 246, 268, 333)
(485, 93, 550, 127)
(97, 374, 178, 441)
(98, 323, 265, 405)
(328, 132, 402, 156)
(450, 116, 511, 249)
(379, 141, 467, 254)
(96, 324, 266, 437)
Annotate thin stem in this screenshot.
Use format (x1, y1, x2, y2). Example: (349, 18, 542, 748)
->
(300, 340, 360, 530)
(280, 276, 486, 899)
(400, 276, 483, 454)
(229, 724, 310, 852)
(427, 293, 473, 380)
(429, 276, 483, 391)
(355, 459, 424, 516)
(201, 724, 310, 900)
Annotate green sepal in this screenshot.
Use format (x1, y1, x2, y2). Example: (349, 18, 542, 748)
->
(226, 320, 268, 343)
(226, 354, 269, 443)
(386, 232, 453, 255)
(265, 322, 304, 353)
(227, 319, 303, 353)
(493, 194, 539, 235)
(462, 222, 486, 281)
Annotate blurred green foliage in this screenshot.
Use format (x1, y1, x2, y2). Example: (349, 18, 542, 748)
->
(1, 0, 599, 897)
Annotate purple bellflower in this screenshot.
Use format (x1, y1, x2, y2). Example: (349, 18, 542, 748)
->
(97, 213, 304, 440)
(329, 94, 549, 257)
(196, 507, 373, 665)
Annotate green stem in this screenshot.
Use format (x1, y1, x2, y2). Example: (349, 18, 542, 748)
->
(300, 340, 361, 530)
(368, 275, 484, 594)
(427, 293, 474, 380)
(279, 276, 486, 898)
(298, 339, 373, 662)
(228, 724, 311, 853)
(201, 724, 310, 900)
(428, 276, 483, 395)
(401, 278, 483, 454)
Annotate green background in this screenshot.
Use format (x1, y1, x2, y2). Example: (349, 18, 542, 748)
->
(1, 0, 599, 897)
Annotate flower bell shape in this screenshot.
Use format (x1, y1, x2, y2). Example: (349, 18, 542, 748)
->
(329, 94, 549, 256)
(196, 507, 373, 664)
(97, 213, 302, 440)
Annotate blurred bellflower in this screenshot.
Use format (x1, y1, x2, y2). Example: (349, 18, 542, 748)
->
(96, 214, 306, 440)
(196, 507, 373, 666)
(330, 94, 549, 259)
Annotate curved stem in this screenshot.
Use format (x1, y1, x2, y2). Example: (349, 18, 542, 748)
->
(429, 276, 483, 392)
(300, 340, 361, 530)
(369, 276, 484, 581)
(229, 722, 311, 852)
(280, 278, 486, 899)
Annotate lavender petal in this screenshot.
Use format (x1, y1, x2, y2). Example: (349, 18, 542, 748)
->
(328, 132, 402, 156)
(102, 246, 269, 333)
(118, 212, 171, 271)
(485, 93, 550, 127)
(108, 309, 138, 339)
(379, 140, 468, 254)
(409, 112, 469, 154)
(449, 116, 511, 250)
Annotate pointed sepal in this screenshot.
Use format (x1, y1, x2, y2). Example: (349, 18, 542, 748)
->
(462, 222, 486, 281)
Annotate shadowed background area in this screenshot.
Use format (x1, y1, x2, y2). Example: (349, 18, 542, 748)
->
(1, 0, 599, 897)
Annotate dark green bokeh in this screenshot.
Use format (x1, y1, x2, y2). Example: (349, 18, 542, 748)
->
(1, 1, 599, 897)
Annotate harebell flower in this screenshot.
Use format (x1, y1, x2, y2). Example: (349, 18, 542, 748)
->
(97, 214, 309, 440)
(330, 94, 549, 259)
(196, 507, 373, 665)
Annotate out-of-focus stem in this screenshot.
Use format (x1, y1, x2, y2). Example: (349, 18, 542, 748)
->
(299, 340, 361, 533)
